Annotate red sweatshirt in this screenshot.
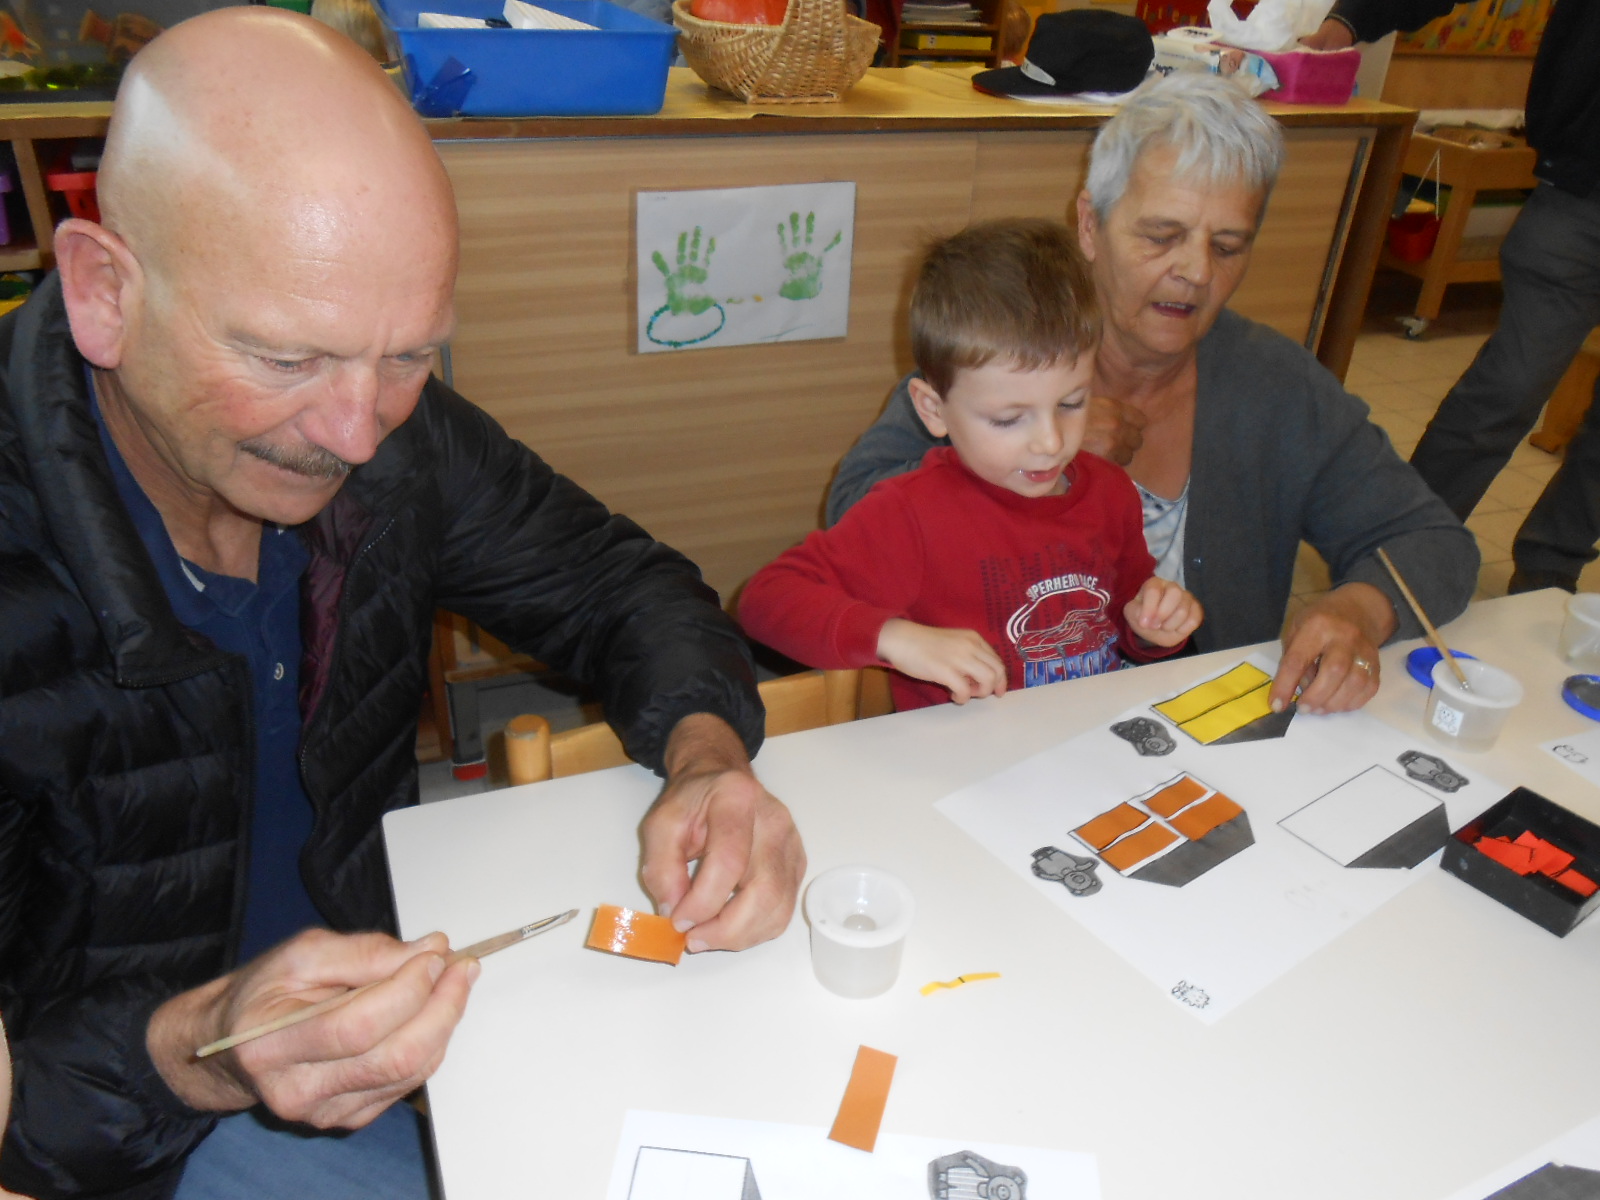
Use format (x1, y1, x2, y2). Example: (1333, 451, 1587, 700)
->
(740, 447, 1180, 711)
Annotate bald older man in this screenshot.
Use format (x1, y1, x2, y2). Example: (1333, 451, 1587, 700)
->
(0, 9, 803, 1199)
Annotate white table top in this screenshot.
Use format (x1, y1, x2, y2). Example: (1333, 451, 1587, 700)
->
(385, 590, 1600, 1199)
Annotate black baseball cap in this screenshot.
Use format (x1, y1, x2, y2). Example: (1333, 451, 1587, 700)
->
(973, 9, 1154, 99)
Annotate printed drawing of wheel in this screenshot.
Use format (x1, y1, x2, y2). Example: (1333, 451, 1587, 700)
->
(981, 1174, 1026, 1200)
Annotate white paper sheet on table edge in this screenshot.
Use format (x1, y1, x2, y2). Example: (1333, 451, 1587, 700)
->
(934, 653, 1506, 1024)
(605, 1109, 1100, 1200)
(1436, 1109, 1600, 1200)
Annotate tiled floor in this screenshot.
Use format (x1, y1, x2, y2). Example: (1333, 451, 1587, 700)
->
(1290, 273, 1590, 612)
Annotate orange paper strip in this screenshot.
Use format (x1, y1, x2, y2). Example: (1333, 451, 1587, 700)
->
(1144, 775, 1209, 818)
(1100, 823, 1179, 872)
(585, 904, 686, 965)
(829, 1045, 897, 1152)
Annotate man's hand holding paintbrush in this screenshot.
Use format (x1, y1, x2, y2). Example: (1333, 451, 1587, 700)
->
(148, 928, 479, 1130)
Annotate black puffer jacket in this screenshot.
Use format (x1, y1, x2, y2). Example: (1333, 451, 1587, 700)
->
(0, 275, 764, 1199)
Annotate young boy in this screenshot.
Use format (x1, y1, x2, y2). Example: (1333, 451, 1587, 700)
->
(739, 218, 1202, 711)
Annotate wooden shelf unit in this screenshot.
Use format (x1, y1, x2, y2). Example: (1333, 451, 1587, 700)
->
(0, 105, 112, 271)
(885, 0, 1002, 68)
(1379, 130, 1537, 334)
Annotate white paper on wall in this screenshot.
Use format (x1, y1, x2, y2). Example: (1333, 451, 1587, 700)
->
(635, 183, 855, 354)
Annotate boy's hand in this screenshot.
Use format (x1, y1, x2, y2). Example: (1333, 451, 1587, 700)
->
(877, 618, 1007, 704)
(1124, 578, 1203, 648)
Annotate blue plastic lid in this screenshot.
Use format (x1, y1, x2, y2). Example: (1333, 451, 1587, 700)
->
(1406, 646, 1478, 686)
(1563, 675, 1600, 721)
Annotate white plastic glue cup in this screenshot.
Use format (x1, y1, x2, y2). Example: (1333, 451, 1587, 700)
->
(803, 865, 914, 999)
(1560, 594, 1600, 671)
(1425, 659, 1523, 752)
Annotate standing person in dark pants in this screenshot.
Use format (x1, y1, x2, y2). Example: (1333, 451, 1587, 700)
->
(1307, 0, 1600, 593)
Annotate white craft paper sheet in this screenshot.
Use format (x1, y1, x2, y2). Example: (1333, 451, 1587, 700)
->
(1543, 727, 1600, 790)
(936, 654, 1506, 1023)
(635, 183, 855, 354)
(1439, 1110, 1600, 1199)
(605, 1110, 1100, 1200)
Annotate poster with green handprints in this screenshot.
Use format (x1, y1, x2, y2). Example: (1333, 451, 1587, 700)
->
(636, 182, 855, 354)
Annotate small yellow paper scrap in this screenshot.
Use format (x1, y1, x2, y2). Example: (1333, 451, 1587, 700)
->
(920, 973, 1001, 996)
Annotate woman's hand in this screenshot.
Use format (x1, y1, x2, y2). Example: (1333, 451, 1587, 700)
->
(1271, 582, 1396, 714)
(1125, 577, 1204, 648)
(877, 618, 1007, 704)
(1299, 16, 1356, 50)
(1082, 395, 1147, 466)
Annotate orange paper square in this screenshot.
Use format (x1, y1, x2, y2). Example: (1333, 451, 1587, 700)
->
(585, 904, 686, 965)
(1100, 823, 1179, 872)
(1169, 794, 1243, 841)
(1075, 804, 1148, 850)
(828, 1045, 897, 1152)
(1144, 775, 1209, 818)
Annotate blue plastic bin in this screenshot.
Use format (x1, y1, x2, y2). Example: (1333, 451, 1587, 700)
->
(377, 0, 677, 117)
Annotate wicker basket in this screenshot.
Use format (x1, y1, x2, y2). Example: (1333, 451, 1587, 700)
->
(673, 0, 879, 104)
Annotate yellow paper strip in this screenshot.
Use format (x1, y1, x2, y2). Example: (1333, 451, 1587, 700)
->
(919, 973, 1001, 996)
(1154, 663, 1271, 725)
(1179, 684, 1274, 745)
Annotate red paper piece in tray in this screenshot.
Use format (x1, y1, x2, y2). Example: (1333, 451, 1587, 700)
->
(1514, 830, 1576, 876)
(1475, 836, 1537, 875)
(1556, 869, 1600, 898)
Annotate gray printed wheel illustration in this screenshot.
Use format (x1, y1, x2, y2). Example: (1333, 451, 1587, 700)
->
(1110, 716, 1175, 757)
(1397, 749, 1468, 793)
(929, 1151, 1027, 1200)
(1030, 846, 1102, 896)
(981, 1174, 1026, 1200)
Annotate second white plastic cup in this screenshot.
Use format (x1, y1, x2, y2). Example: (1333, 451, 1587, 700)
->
(803, 865, 914, 999)
(1425, 658, 1523, 752)
(1560, 594, 1600, 670)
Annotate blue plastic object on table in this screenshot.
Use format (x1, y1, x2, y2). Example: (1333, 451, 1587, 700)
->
(1563, 675, 1600, 722)
(1405, 646, 1478, 687)
(376, 0, 677, 117)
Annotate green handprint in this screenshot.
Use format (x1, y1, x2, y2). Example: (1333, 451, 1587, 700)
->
(777, 211, 842, 301)
(652, 226, 718, 316)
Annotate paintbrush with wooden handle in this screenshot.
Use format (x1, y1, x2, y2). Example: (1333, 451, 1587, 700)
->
(1376, 547, 1471, 692)
(195, 908, 578, 1059)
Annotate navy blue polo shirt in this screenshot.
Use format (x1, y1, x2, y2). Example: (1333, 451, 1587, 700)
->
(91, 390, 324, 962)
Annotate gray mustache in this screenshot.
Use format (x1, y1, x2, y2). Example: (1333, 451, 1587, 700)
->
(240, 439, 353, 481)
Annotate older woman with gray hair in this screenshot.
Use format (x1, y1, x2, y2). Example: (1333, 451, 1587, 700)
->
(824, 71, 1476, 715)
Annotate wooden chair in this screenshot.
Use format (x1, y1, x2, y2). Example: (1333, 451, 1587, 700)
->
(1529, 328, 1600, 455)
(504, 668, 884, 785)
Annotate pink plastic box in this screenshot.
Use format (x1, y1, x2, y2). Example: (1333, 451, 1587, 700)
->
(1248, 45, 1359, 104)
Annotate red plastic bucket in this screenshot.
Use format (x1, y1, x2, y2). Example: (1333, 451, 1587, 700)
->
(1388, 211, 1441, 263)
